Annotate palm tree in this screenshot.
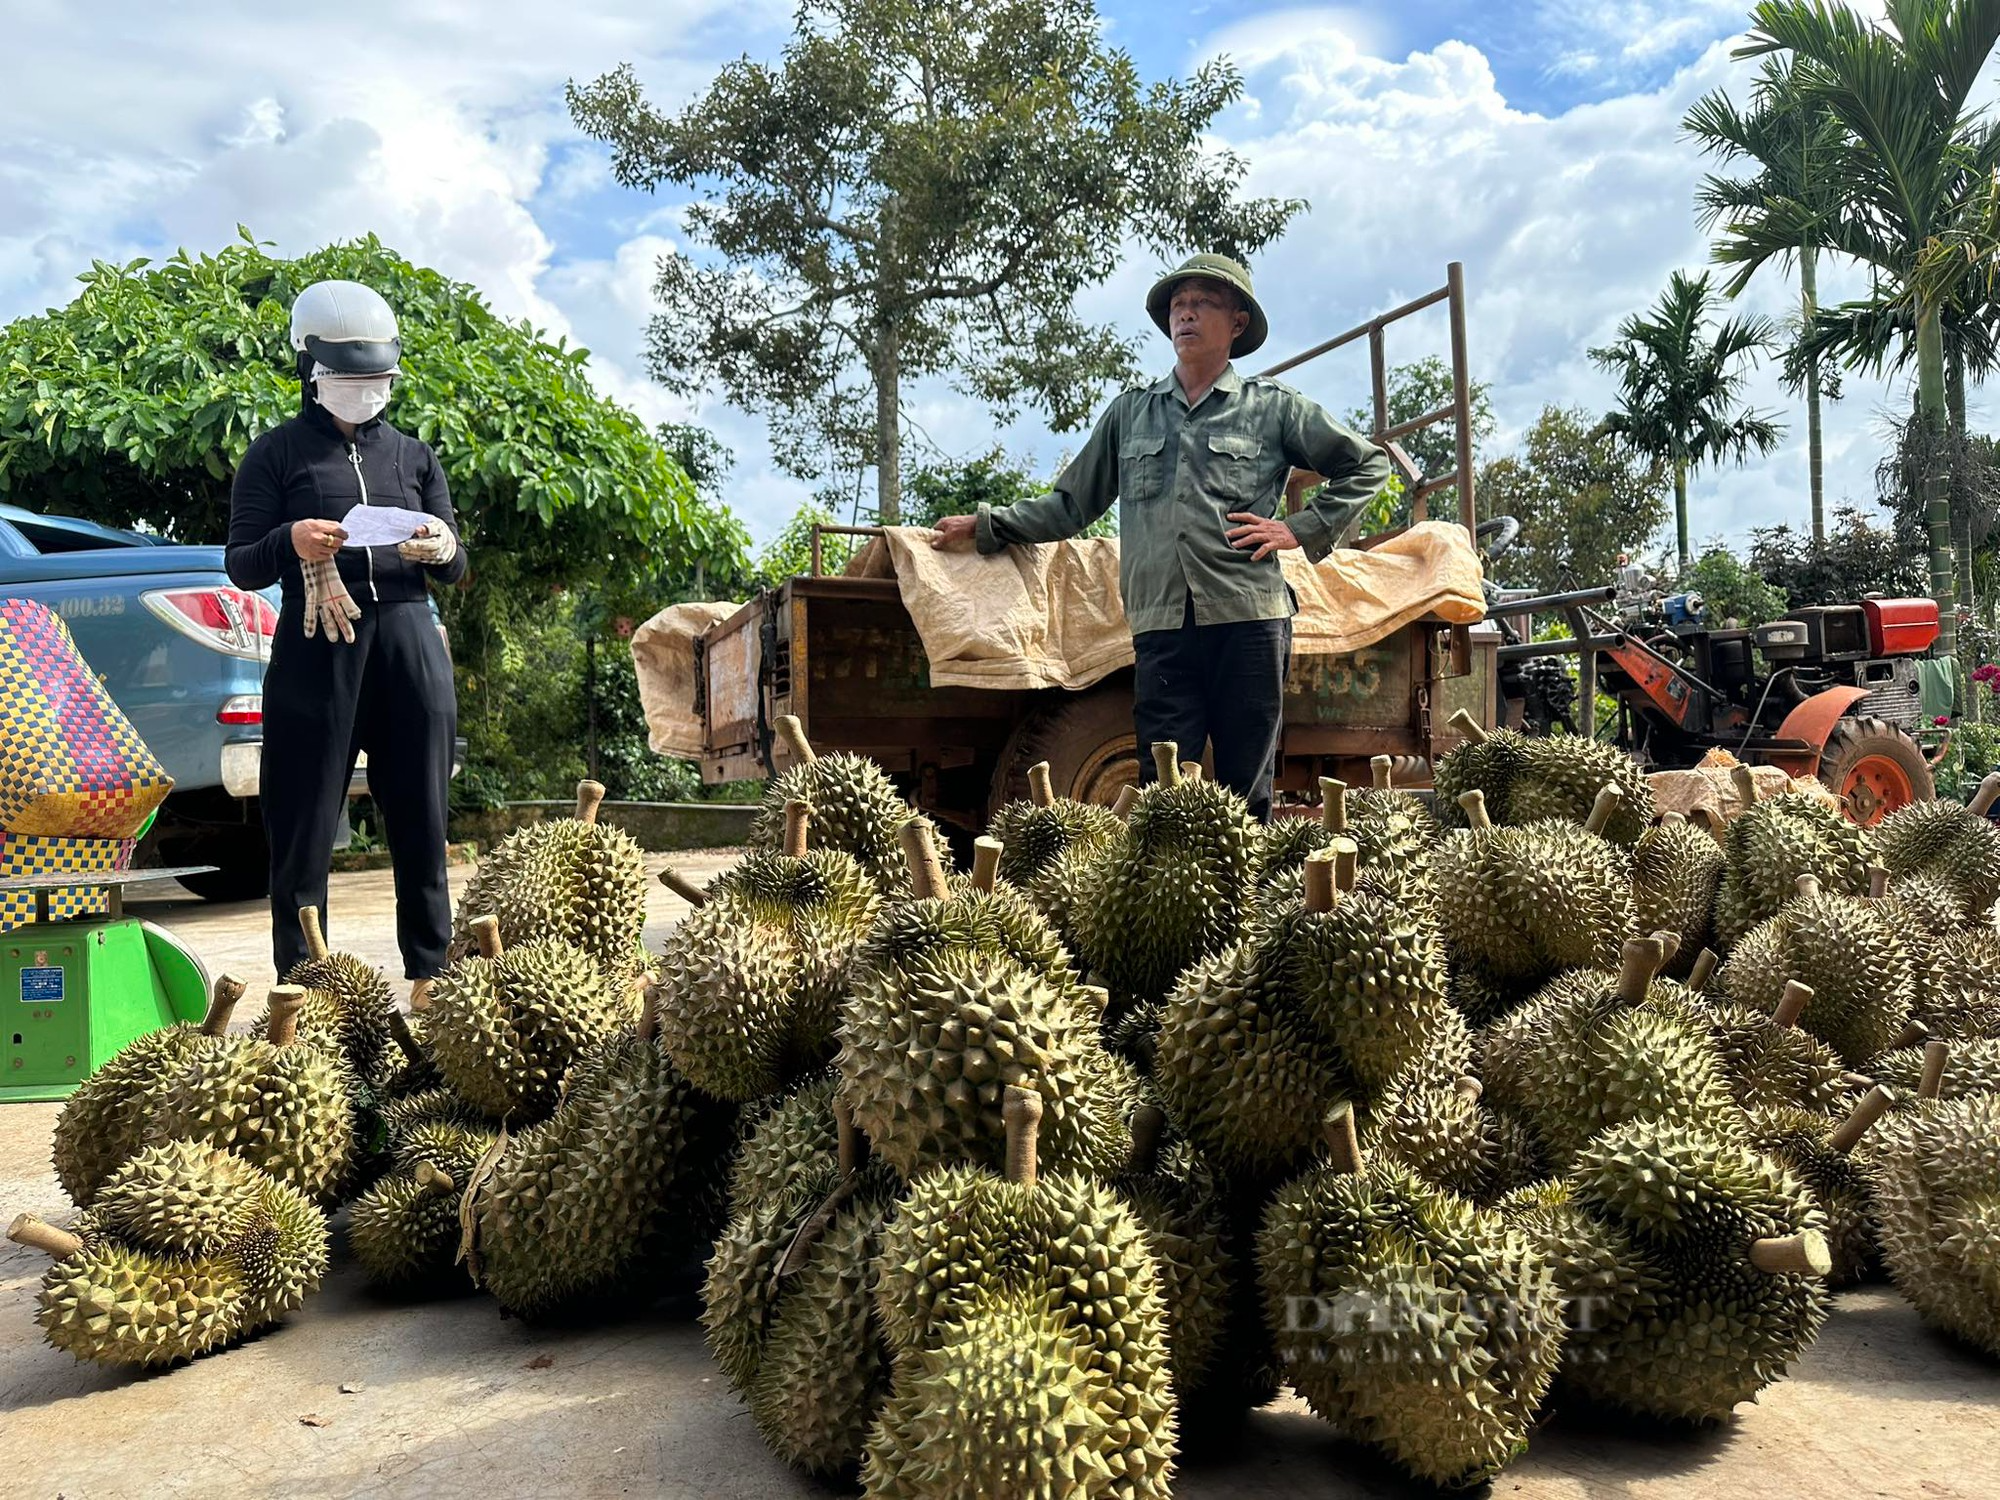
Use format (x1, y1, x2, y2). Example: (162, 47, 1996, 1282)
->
(1590, 270, 1786, 572)
(1685, 57, 1847, 544)
(1728, 0, 2000, 657)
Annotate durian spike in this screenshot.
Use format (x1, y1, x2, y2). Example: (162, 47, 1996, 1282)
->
(1794, 873, 1822, 901)
(1302, 851, 1339, 914)
(299, 905, 331, 962)
(1840, 1071, 1876, 1091)
(1126, 1104, 1166, 1176)
(1654, 929, 1682, 966)
(1330, 836, 1360, 893)
(1892, 1019, 1930, 1050)
(637, 983, 661, 1044)
(469, 915, 504, 961)
(202, 973, 247, 1037)
(660, 867, 708, 907)
(1370, 754, 1395, 790)
(1688, 947, 1719, 990)
(1828, 1086, 1896, 1154)
(899, 819, 951, 901)
(387, 1009, 425, 1065)
(7, 1213, 82, 1261)
(1773, 981, 1814, 1030)
(1750, 1230, 1832, 1277)
(1079, 984, 1110, 1017)
(1658, 810, 1687, 826)
(782, 800, 812, 859)
(1731, 763, 1759, 809)
(1584, 784, 1624, 837)
(1456, 1076, 1484, 1102)
(575, 779, 606, 825)
(834, 1099, 867, 1176)
(1918, 1040, 1949, 1101)
(1448, 708, 1488, 745)
(1970, 771, 2000, 818)
(1180, 761, 1204, 783)
(1151, 742, 1183, 787)
(970, 837, 1003, 894)
(1457, 789, 1492, 830)
(1868, 864, 1890, 900)
(1111, 784, 1140, 820)
(1320, 777, 1350, 832)
(264, 986, 306, 1047)
(1617, 937, 1666, 1005)
(413, 1162, 458, 1198)
(775, 714, 818, 766)
(1027, 761, 1055, 808)
(1002, 1085, 1044, 1191)
(1324, 1103, 1365, 1175)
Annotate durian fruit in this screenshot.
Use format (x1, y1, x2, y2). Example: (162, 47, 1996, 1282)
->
(1869, 1037, 2000, 1105)
(145, 988, 358, 1207)
(1261, 774, 1430, 905)
(1067, 743, 1257, 1009)
(1863, 1084, 2000, 1355)
(1712, 766, 1873, 947)
(10, 1140, 328, 1367)
(655, 801, 882, 1101)
(863, 1087, 1178, 1499)
(751, 716, 913, 895)
(1260, 1105, 1567, 1489)
(376, 1085, 493, 1154)
(376, 1009, 445, 1100)
(52, 972, 246, 1207)
(469, 989, 737, 1317)
(1364, 1073, 1525, 1205)
(1353, 754, 1439, 846)
(1501, 1116, 1832, 1422)
(1431, 787, 1635, 986)
(1431, 708, 1532, 831)
(1875, 865, 1969, 941)
(1677, 963, 1848, 1113)
(1747, 1085, 1895, 1288)
(275, 905, 395, 1085)
(1873, 773, 2000, 924)
(426, 916, 631, 1122)
(346, 1119, 499, 1291)
(1718, 872, 1916, 1066)
(988, 761, 1123, 889)
(1250, 811, 1333, 898)
(1512, 734, 1655, 844)
(1632, 813, 1724, 973)
(1909, 923, 2000, 1042)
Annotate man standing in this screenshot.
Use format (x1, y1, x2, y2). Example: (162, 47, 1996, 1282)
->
(932, 253, 1389, 820)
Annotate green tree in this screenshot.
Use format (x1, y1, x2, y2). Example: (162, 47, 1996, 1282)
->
(903, 448, 1118, 537)
(1732, 0, 2000, 657)
(1343, 355, 1495, 527)
(1681, 545, 1792, 628)
(1478, 405, 1670, 595)
(567, 0, 1303, 523)
(1749, 504, 1929, 603)
(1589, 270, 1785, 572)
(757, 500, 859, 585)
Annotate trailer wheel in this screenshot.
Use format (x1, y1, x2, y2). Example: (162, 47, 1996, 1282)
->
(1819, 715, 1932, 826)
(989, 683, 1139, 816)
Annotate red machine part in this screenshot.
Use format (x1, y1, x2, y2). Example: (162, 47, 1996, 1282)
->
(1761, 687, 1870, 778)
(1605, 639, 1696, 727)
(1763, 687, 1929, 824)
(1860, 597, 1939, 657)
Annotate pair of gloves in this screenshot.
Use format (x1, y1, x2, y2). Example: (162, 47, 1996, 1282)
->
(302, 525, 460, 644)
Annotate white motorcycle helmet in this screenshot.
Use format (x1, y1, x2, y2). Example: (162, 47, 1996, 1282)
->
(289, 279, 401, 386)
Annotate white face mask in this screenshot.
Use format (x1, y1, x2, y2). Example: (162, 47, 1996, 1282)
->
(315, 373, 393, 425)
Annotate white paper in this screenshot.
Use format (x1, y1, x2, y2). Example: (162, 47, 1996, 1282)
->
(338, 505, 432, 549)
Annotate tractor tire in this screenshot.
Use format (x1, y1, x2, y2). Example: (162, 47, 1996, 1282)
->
(988, 680, 1139, 817)
(1819, 715, 1933, 827)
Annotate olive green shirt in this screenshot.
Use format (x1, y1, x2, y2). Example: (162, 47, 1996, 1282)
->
(975, 364, 1391, 635)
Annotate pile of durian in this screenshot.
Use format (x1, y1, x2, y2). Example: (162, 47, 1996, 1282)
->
(13, 715, 2000, 1497)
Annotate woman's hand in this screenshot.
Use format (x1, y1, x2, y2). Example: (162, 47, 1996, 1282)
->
(291, 519, 347, 562)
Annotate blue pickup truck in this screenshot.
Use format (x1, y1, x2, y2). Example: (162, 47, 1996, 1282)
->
(0, 503, 459, 902)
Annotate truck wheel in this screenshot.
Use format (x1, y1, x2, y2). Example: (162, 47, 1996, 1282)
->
(989, 683, 1139, 816)
(1819, 715, 1933, 826)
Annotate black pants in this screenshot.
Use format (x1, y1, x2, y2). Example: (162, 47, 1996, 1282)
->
(1132, 598, 1291, 821)
(261, 598, 457, 979)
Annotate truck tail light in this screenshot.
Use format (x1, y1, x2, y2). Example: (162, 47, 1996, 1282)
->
(217, 695, 263, 725)
(141, 587, 279, 661)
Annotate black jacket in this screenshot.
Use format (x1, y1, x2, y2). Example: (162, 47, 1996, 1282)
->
(226, 403, 468, 603)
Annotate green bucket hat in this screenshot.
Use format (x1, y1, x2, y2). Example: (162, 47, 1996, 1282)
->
(1146, 252, 1269, 358)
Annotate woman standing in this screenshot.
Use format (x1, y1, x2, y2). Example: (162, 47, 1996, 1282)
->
(226, 279, 466, 997)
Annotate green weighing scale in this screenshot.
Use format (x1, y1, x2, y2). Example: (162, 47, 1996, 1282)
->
(0, 863, 216, 1103)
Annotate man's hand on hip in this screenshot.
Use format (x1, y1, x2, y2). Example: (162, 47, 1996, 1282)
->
(1226, 513, 1301, 563)
(930, 513, 977, 549)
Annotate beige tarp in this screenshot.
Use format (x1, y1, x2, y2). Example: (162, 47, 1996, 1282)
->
(1647, 747, 1841, 828)
(630, 601, 739, 758)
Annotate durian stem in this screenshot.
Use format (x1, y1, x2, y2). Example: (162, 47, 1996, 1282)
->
(1447, 708, 1488, 745)
(1750, 1231, 1832, 1277)
(1731, 763, 1759, 810)
(1893, 1019, 1930, 1050)
(574, 780, 607, 824)
(660, 867, 708, 908)
(775, 714, 818, 766)
(1457, 789, 1492, 830)
(1324, 1103, 1365, 1175)
(1688, 948, 1719, 990)
(1584, 784, 1624, 837)
(1617, 937, 1665, 1005)
(1840, 1071, 1876, 1091)
(834, 1098, 867, 1176)
(970, 837, 1002, 894)
(388, 1009, 425, 1064)
(1027, 761, 1055, 808)
(1654, 930, 1682, 966)
(637, 983, 661, 1044)
(782, 800, 812, 859)
(298, 905, 330, 962)
(469, 916, 504, 961)
(203, 974, 247, 1037)
(1919, 1040, 1949, 1101)
(1370, 754, 1395, 790)
(1151, 742, 1183, 787)
(1970, 771, 2000, 817)
(1180, 761, 1204, 783)
(1111, 784, 1140, 821)
(1303, 852, 1338, 914)
(899, 819, 951, 900)
(1773, 981, 1814, 1030)
(1829, 1086, 1896, 1154)
(1126, 1104, 1166, 1176)
(1320, 777, 1349, 832)
(1003, 1085, 1044, 1190)
(1868, 864, 1890, 900)
(264, 986, 306, 1047)
(414, 1162, 457, 1197)
(1658, 810, 1686, 826)
(1456, 1076, 1484, 1102)
(7, 1214, 82, 1261)
(1794, 873, 1822, 901)
(1331, 836, 1360, 894)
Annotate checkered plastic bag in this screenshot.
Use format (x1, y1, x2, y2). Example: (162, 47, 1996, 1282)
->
(0, 598, 171, 837)
(0, 831, 135, 932)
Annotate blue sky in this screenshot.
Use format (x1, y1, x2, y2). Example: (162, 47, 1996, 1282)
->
(1, 0, 1931, 559)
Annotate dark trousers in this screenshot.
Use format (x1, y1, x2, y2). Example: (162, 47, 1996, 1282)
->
(1132, 598, 1291, 821)
(261, 598, 457, 979)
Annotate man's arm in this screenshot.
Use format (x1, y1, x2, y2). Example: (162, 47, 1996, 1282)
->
(968, 405, 1122, 553)
(1279, 397, 1392, 563)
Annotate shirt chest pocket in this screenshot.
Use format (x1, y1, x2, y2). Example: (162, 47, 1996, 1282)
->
(1119, 434, 1168, 503)
(1205, 431, 1264, 505)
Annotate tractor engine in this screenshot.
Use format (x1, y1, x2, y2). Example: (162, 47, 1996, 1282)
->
(1750, 599, 1938, 738)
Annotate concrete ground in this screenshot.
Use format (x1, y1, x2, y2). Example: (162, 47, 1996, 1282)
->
(1, 858, 1996, 1499)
